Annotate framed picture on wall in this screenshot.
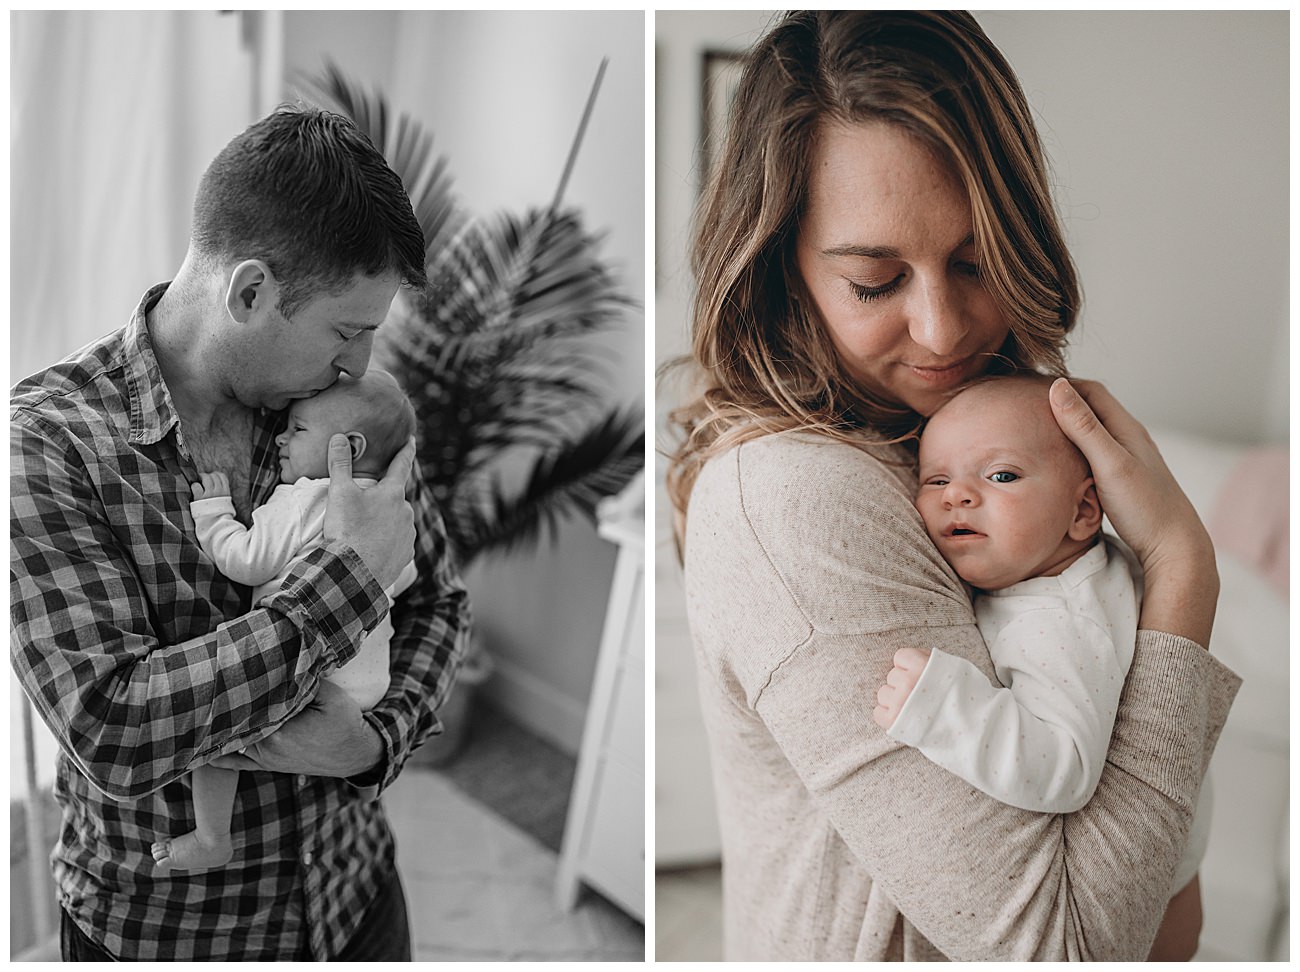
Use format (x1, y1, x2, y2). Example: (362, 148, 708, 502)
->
(699, 49, 746, 189)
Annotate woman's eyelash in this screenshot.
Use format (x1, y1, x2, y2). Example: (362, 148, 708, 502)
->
(849, 263, 980, 304)
(849, 278, 903, 303)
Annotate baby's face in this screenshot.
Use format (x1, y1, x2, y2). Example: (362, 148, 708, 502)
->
(916, 387, 1092, 590)
(274, 393, 362, 483)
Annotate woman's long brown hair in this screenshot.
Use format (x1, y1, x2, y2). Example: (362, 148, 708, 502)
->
(664, 11, 1079, 537)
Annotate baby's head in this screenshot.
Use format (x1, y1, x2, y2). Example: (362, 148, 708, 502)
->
(915, 375, 1102, 591)
(275, 369, 416, 483)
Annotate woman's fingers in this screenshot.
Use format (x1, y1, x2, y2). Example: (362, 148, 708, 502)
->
(1049, 379, 1118, 464)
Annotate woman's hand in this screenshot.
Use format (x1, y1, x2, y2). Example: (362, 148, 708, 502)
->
(1049, 378, 1218, 645)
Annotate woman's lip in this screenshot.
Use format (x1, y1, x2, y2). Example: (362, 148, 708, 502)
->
(908, 358, 972, 384)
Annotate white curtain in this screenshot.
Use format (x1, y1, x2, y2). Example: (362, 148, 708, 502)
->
(10, 10, 257, 791)
(10, 10, 255, 387)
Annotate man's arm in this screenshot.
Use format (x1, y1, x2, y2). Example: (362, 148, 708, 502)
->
(351, 457, 471, 790)
(10, 414, 389, 800)
(212, 447, 471, 789)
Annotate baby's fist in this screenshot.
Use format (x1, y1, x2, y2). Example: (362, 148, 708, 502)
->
(872, 647, 931, 731)
(192, 471, 231, 501)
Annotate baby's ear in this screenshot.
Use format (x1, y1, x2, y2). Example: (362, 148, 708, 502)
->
(1068, 478, 1103, 541)
(345, 431, 368, 463)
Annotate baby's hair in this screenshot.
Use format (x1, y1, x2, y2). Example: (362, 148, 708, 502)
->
(929, 372, 1091, 479)
(332, 370, 416, 469)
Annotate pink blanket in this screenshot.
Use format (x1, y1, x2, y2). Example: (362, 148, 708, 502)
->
(1208, 446, 1288, 599)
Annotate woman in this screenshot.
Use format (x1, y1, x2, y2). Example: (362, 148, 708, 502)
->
(666, 11, 1239, 961)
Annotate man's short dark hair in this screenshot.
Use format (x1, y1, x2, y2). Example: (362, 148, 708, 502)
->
(191, 106, 427, 318)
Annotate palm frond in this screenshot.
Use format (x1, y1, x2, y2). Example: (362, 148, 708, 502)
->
(297, 60, 462, 263)
(295, 60, 644, 566)
(451, 408, 644, 560)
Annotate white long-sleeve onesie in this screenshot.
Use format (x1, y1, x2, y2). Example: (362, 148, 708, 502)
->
(190, 476, 418, 711)
(887, 536, 1209, 892)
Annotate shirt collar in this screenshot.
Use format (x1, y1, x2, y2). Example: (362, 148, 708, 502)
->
(122, 282, 182, 447)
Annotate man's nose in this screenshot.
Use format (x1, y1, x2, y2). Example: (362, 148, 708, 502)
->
(908, 279, 968, 358)
(334, 332, 374, 379)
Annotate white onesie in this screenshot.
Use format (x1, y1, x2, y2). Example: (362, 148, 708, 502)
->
(190, 476, 418, 711)
(887, 535, 1209, 893)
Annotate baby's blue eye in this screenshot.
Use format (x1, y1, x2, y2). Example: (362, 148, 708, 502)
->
(990, 471, 1018, 483)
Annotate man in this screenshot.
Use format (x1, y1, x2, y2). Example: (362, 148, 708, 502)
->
(10, 107, 470, 960)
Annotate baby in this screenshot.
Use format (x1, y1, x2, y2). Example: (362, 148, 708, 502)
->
(872, 374, 1209, 961)
(151, 369, 418, 872)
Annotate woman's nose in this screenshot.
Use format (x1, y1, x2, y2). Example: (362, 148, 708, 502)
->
(908, 279, 968, 357)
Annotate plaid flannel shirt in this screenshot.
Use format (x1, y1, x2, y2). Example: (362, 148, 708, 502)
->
(10, 284, 471, 960)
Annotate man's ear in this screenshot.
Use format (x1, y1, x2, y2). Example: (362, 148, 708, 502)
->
(345, 431, 368, 463)
(224, 260, 278, 324)
(1068, 478, 1104, 541)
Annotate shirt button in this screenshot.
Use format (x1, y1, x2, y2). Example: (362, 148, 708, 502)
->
(302, 851, 314, 866)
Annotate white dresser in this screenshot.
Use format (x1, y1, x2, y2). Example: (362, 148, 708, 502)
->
(555, 473, 645, 921)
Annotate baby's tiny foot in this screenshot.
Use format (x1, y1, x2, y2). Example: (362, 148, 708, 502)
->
(151, 830, 233, 871)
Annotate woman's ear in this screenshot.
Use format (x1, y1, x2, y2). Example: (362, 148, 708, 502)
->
(1068, 478, 1104, 541)
(345, 431, 368, 463)
(224, 260, 277, 324)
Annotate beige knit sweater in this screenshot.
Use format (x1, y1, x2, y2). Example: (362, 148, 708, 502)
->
(684, 431, 1241, 961)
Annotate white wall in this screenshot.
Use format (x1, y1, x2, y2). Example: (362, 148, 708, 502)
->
(282, 11, 646, 753)
(978, 11, 1288, 444)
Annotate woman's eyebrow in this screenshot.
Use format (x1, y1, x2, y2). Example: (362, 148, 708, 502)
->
(823, 244, 900, 259)
(823, 234, 976, 259)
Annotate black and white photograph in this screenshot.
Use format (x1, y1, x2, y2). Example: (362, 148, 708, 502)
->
(11, 9, 644, 962)
(654, 10, 1286, 963)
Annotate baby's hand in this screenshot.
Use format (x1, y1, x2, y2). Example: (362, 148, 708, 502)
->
(191, 471, 231, 501)
(872, 647, 931, 730)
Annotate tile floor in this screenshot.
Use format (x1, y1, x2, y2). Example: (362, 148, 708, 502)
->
(385, 766, 644, 961)
(654, 864, 722, 962)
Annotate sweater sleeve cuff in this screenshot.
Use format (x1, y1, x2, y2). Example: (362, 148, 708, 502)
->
(1110, 629, 1242, 805)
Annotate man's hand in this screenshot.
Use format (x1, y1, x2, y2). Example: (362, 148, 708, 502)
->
(324, 434, 417, 590)
(191, 471, 231, 501)
(208, 680, 384, 779)
(872, 647, 931, 730)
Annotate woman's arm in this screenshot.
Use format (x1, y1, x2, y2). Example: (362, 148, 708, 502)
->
(1049, 378, 1219, 644)
(689, 432, 1238, 960)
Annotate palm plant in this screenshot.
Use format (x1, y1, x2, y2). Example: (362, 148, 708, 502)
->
(301, 60, 644, 567)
